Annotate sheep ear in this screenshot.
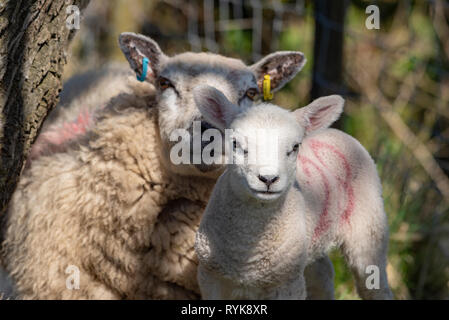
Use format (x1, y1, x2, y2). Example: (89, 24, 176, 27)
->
(293, 95, 344, 135)
(119, 32, 167, 82)
(193, 85, 239, 131)
(250, 51, 306, 93)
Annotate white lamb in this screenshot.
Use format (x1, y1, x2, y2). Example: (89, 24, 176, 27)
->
(194, 85, 393, 299)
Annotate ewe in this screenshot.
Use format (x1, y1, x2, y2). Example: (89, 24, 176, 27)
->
(194, 86, 393, 300)
(0, 33, 306, 299)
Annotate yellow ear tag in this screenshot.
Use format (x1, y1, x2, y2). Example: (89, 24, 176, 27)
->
(263, 74, 274, 101)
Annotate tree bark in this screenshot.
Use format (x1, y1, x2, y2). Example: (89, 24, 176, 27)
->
(0, 0, 89, 217)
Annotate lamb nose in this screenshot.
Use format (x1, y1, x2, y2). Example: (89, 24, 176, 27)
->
(258, 175, 279, 186)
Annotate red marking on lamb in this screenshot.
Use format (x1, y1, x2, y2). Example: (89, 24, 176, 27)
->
(298, 155, 331, 241)
(309, 139, 354, 224)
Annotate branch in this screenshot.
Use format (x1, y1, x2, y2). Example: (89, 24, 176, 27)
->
(352, 62, 449, 204)
(433, 0, 449, 60)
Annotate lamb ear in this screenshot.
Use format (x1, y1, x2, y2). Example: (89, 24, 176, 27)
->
(293, 95, 344, 135)
(250, 51, 306, 93)
(118, 32, 167, 82)
(193, 85, 239, 131)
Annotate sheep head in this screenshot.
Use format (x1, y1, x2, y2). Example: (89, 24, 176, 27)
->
(194, 85, 344, 202)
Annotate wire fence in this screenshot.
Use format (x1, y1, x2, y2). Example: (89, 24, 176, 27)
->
(158, 0, 306, 61)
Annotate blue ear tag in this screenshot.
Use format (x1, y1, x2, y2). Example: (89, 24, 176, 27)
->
(136, 57, 149, 82)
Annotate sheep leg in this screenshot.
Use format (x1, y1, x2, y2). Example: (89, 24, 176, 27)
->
(197, 265, 240, 300)
(271, 274, 307, 300)
(197, 265, 226, 299)
(304, 255, 335, 300)
(0, 265, 15, 299)
(344, 249, 392, 299)
(340, 208, 393, 299)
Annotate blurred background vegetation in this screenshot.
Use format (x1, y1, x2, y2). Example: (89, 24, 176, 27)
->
(65, 0, 449, 299)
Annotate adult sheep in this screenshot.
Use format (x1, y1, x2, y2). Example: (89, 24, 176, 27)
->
(0, 32, 307, 299)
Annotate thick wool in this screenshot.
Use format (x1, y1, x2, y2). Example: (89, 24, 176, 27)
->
(1, 82, 214, 299)
(196, 185, 308, 299)
(29, 66, 134, 161)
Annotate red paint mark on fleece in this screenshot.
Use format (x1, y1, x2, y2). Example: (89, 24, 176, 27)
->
(298, 155, 331, 241)
(309, 139, 355, 224)
(46, 109, 91, 145)
(62, 109, 91, 140)
(30, 109, 93, 160)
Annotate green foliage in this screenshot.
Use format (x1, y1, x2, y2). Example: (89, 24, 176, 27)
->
(222, 27, 252, 58)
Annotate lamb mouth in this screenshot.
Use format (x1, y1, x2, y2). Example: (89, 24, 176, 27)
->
(251, 189, 282, 195)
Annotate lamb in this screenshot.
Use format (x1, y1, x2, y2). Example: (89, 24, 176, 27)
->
(194, 86, 393, 299)
(0, 32, 307, 299)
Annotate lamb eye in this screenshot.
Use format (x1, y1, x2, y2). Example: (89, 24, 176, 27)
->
(293, 143, 299, 152)
(245, 88, 258, 101)
(158, 77, 172, 90)
(288, 143, 300, 156)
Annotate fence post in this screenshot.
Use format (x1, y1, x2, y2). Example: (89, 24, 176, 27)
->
(311, 0, 348, 101)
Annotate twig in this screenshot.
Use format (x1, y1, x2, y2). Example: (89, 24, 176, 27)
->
(433, 0, 449, 60)
(353, 65, 449, 204)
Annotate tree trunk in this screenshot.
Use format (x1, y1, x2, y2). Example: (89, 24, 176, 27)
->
(0, 0, 89, 217)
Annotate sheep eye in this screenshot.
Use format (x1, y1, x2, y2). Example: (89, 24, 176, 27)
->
(158, 77, 173, 90)
(245, 88, 258, 101)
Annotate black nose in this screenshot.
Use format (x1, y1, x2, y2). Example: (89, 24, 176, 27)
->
(258, 175, 279, 187)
